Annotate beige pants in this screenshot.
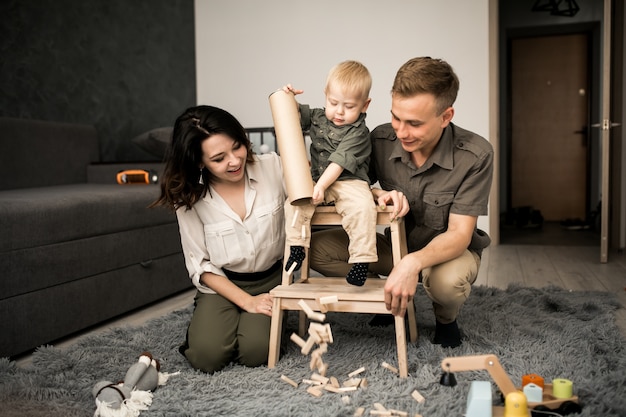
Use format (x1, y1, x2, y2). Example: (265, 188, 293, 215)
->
(284, 179, 378, 263)
(310, 229, 480, 323)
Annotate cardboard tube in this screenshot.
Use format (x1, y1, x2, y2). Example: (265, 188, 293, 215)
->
(269, 90, 314, 205)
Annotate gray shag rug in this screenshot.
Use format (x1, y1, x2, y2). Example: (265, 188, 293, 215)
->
(1, 285, 624, 417)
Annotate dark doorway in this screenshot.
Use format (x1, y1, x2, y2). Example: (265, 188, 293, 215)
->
(500, 26, 601, 246)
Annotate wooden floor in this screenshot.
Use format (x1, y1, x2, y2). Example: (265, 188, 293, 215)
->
(15, 226, 626, 367)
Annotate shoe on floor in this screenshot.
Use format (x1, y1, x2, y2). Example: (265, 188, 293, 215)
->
(433, 320, 462, 348)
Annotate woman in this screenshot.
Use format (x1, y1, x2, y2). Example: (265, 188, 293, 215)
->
(152, 105, 286, 372)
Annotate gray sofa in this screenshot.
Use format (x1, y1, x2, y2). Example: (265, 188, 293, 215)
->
(0, 117, 191, 358)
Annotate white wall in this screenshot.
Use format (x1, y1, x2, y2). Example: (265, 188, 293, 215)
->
(195, 0, 491, 231)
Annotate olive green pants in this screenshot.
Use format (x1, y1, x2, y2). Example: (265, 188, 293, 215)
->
(181, 270, 281, 373)
(310, 229, 480, 323)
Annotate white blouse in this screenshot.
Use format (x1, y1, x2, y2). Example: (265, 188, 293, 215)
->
(176, 153, 286, 293)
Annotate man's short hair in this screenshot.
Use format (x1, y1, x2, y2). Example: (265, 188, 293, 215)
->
(392, 57, 459, 115)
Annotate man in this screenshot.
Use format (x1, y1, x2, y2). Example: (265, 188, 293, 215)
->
(310, 57, 493, 348)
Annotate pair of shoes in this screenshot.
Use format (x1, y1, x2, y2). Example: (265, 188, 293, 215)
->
(433, 320, 462, 348)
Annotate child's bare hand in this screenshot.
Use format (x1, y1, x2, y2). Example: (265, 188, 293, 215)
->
(311, 185, 325, 205)
(282, 84, 304, 95)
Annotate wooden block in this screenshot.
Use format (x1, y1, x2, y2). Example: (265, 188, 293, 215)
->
(290, 332, 306, 348)
(323, 384, 340, 393)
(309, 353, 320, 371)
(310, 373, 329, 385)
(313, 343, 328, 354)
(317, 361, 328, 376)
(373, 402, 387, 411)
(342, 395, 351, 405)
(298, 299, 326, 322)
(301, 335, 316, 355)
(370, 411, 392, 416)
(390, 410, 408, 417)
(330, 376, 340, 388)
(411, 389, 425, 404)
(343, 378, 362, 388)
(280, 374, 298, 388)
(360, 377, 368, 388)
(308, 326, 323, 344)
(325, 323, 333, 343)
(381, 361, 399, 374)
(354, 407, 365, 417)
(302, 379, 323, 386)
(337, 386, 357, 392)
(319, 295, 339, 305)
(348, 366, 366, 378)
(310, 311, 326, 322)
(298, 299, 315, 316)
(287, 262, 297, 276)
(306, 386, 323, 397)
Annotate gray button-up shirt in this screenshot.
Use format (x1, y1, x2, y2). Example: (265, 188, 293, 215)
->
(369, 123, 493, 254)
(299, 104, 371, 183)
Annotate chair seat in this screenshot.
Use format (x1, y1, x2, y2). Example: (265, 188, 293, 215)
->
(267, 206, 417, 377)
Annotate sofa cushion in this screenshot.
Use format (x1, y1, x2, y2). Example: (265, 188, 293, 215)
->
(0, 223, 183, 300)
(0, 184, 176, 252)
(0, 118, 100, 191)
(131, 127, 173, 160)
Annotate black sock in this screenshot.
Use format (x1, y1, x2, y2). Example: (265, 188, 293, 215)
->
(285, 246, 305, 272)
(346, 263, 368, 286)
(433, 320, 462, 348)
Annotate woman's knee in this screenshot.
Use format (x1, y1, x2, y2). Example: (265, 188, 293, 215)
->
(237, 339, 269, 367)
(184, 342, 233, 373)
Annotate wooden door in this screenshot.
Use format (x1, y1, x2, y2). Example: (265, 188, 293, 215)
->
(510, 34, 589, 222)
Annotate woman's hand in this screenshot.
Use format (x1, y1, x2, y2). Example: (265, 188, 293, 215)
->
(243, 293, 274, 317)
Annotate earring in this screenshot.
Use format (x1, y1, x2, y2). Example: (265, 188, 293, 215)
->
(198, 168, 204, 185)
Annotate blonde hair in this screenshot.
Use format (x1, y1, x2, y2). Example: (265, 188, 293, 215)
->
(324, 60, 372, 101)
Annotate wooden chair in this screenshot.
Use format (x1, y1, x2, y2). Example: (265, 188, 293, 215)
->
(267, 206, 418, 377)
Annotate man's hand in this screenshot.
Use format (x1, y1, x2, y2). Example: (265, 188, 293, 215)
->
(383, 255, 420, 316)
(373, 189, 410, 221)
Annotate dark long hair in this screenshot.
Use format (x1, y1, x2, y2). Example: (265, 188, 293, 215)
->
(150, 105, 253, 211)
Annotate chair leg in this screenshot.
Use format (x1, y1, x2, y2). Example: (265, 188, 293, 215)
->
(394, 315, 409, 378)
(268, 298, 284, 368)
(298, 310, 307, 338)
(407, 302, 418, 344)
